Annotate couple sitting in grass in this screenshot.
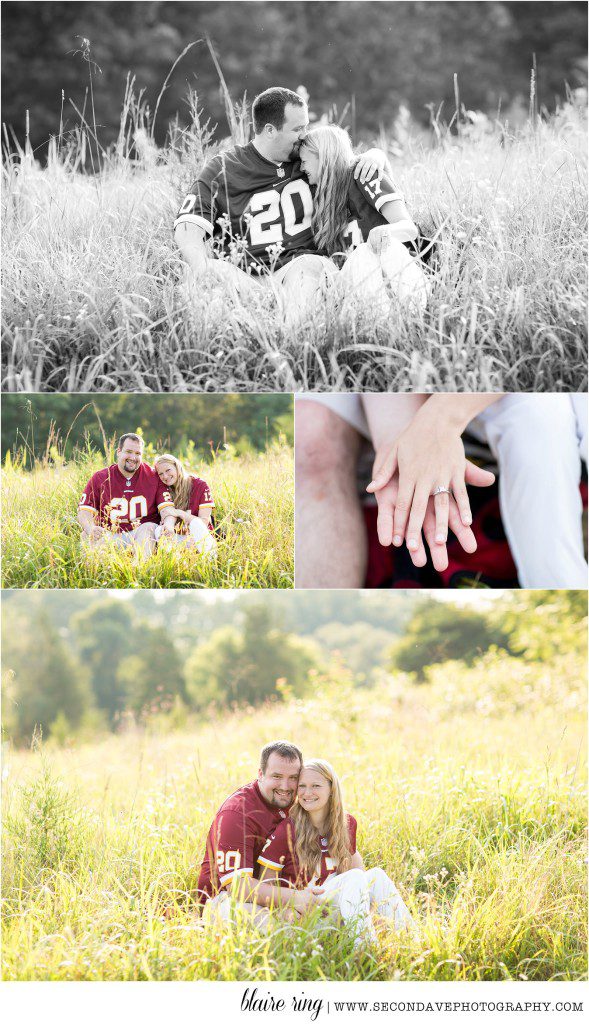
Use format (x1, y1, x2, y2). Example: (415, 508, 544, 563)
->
(174, 87, 429, 323)
(198, 741, 413, 949)
(77, 432, 215, 556)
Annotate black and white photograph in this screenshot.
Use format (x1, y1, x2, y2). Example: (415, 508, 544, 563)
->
(2, 1, 587, 392)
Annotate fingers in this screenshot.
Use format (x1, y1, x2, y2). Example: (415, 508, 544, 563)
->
(367, 445, 399, 493)
(376, 490, 396, 548)
(404, 483, 430, 553)
(353, 158, 376, 184)
(433, 488, 450, 544)
(408, 531, 428, 568)
(464, 460, 495, 488)
(392, 479, 415, 547)
(450, 475, 472, 527)
(423, 508, 449, 572)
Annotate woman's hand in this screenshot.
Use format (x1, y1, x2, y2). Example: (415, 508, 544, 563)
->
(293, 887, 324, 916)
(368, 221, 418, 253)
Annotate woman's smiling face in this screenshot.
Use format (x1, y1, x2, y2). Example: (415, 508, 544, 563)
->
(299, 144, 320, 185)
(156, 461, 178, 487)
(297, 767, 331, 813)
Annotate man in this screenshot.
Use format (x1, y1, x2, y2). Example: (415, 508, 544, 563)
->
(198, 741, 322, 925)
(77, 433, 176, 554)
(295, 394, 588, 589)
(174, 86, 385, 319)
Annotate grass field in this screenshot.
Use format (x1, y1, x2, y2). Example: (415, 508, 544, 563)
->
(1, 444, 294, 588)
(2, 651, 586, 981)
(2, 92, 586, 393)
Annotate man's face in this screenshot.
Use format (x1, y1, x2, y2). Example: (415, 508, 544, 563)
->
(116, 439, 143, 476)
(272, 102, 309, 161)
(258, 753, 301, 808)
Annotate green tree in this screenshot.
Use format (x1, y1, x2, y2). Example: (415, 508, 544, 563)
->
(71, 599, 136, 723)
(2, 611, 92, 745)
(185, 604, 320, 709)
(116, 624, 186, 718)
(388, 598, 508, 681)
(497, 590, 588, 661)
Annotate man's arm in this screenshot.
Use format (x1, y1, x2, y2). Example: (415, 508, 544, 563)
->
(174, 221, 209, 276)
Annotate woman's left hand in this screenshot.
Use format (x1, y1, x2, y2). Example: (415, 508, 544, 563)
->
(353, 148, 386, 184)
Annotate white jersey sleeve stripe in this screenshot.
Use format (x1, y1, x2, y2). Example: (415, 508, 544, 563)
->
(374, 192, 404, 212)
(257, 855, 284, 871)
(219, 867, 253, 887)
(174, 212, 214, 235)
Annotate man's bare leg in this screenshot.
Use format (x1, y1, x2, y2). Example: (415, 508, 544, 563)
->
(295, 399, 366, 588)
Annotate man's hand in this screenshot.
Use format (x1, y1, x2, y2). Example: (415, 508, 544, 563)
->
(292, 887, 324, 916)
(354, 147, 386, 184)
(371, 472, 478, 572)
(85, 525, 105, 543)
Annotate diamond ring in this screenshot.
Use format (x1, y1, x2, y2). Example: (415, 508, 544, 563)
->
(432, 486, 452, 496)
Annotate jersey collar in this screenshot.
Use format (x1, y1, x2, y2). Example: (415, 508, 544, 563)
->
(253, 780, 289, 817)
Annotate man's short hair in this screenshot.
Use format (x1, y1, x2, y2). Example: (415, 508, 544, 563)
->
(252, 88, 305, 135)
(259, 740, 303, 774)
(117, 432, 144, 451)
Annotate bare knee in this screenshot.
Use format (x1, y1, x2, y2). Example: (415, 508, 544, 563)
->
(295, 402, 360, 484)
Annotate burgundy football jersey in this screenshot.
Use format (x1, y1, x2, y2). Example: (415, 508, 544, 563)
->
(197, 780, 288, 901)
(258, 814, 357, 887)
(190, 477, 214, 516)
(345, 168, 405, 249)
(174, 142, 317, 271)
(172, 477, 214, 536)
(79, 463, 173, 532)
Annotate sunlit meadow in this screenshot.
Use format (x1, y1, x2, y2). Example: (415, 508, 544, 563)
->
(1, 443, 294, 588)
(2, 651, 586, 981)
(2, 83, 587, 393)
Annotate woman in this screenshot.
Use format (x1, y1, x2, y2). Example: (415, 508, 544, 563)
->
(153, 453, 217, 555)
(298, 125, 428, 311)
(258, 759, 414, 947)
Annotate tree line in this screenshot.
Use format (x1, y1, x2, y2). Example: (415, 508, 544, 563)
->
(2, 2, 586, 156)
(2, 590, 585, 746)
(1, 394, 293, 462)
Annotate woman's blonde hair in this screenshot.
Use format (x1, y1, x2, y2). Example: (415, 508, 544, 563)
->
(290, 759, 353, 882)
(300, 125, 356, 256)
(153, 454, 193, 511)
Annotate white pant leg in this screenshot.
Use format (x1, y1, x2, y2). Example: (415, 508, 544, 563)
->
(340, 243, 390, 310)
(364, 867, 414, 931)
(378, 238, 428, 311)
(189, 516, 217, 556)
(469, 395, 587, 588)
(318, 869, 376, 946)
(341, 239, 427, 313)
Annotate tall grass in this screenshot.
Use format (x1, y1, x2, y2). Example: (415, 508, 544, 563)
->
(2, 84, 586, 392)
(2, 655, 586, 981)
(1, 443, 294, 588)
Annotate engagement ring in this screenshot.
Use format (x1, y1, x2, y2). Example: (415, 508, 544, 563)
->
(432, 485, 452, 496)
